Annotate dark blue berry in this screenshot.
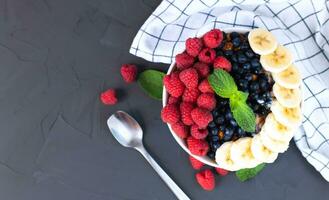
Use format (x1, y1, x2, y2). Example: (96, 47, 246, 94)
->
(236, 128, 246, 137)
(207, 151, 216, 159)
(224, 50, 233, 57)
(229, 119, 238, 127)
(238, 53, 247, 63)
(217, 98, 228, 107)
(212, 135, 220, 142)
(242, 62, 251, 70)
(216, 50, 224, 57)
(212, 109, 220, 118)
(232, 62, 239, 71)
(231, 54, 238, 63)
(215, 116, 225, 125)
(238, 79, 249, 91)
(211, 142, 221, 150)
(219, 125, 226, 131)
(249, 81, 260, 92)
(259, 80, 269, 91)
(232, 37, 241, 47)
(208, 121, 216, 128)
(240, 42, 249, 50)
(223, 128, 234, 141)
(245, 73, 253, 82)
(209, 127, 219, 136)
(245, 49, 254, 58)
(230, 32, 239, 39)
(251, 58, 261, 68)
(225, 112, 233, 120)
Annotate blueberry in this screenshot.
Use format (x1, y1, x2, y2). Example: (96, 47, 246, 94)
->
(229, 119, 238, 127)
(245, 73, 253, 82)
(238, 79, 249, 91)
(215, 116, 225, 125)
(232, 37, 241, 47)
(208, 121, 216, 128)
(245, 49, 254, 58)
(212, 135, 220, 142)
(258, 107, 270, 116)
(237, 68, 246, 75)
(242, 62, 251, 70)
(240, 42, 249, 50)
(230, 32, 239, 39)
(249, 81, 260, 92)
(212, 109, 220, 118)
(236, 128, 246, 137)
(225, 112, 233, 120)
(251, 58, 261, 68)
(211, 142, 221, 150)
(223, 128, 234, 141)
(207, 151, 216, 159)
(231, 54, 238, 63)
(217, 98, 228, 107)
(257, 98, 265, 104)
(237, 53, 247, 63)
(233, 73, 241, 80)
(259, 80, 269, 91)
(232, 62, 239, 71)
(219, 125, 226, 131)
(224, 50, 233, 57)
(209, 127, 219, 136)
(216, 50, 224, 57)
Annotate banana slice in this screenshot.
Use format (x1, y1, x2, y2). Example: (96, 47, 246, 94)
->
(251, 134, 278, 163)
(263, 113, 295, 142)
(215, 142, 242, 171)
(260, 129, 289, 153)
(260, 45, 293, 73)
(231, 137, 261, 169)
(272, 64, 302, 89)
(273, 83, 302, 108)
(248, 28, 278, 55)
(270, 100, 302, 128)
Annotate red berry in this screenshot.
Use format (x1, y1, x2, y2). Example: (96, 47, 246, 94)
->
(163, 72, 185, 98)
(186, 37, 203, 57)
(180, 102, 194, 126)
(175, 52, 194, 70)
(198, 79, 214, 93)
(215, 167, 229, 176)
(196, 169, 215, 191)
(197, 93, 216, 111)
(187, 136, 209, 156)
(168, 96, 180, 104)
(100, 89, 117, 105)
(120, 64, 138, 83)
(198, 48, 216, 64)
(171, 121, 189, 139)
(191, 107, 213, 128)
(193, 62, 210, 78)
(213, 56, 232, 72)
(179, 68, 199, 89)
(191, 124, 208, 139)
(189, 155, 204, 170)
(182, 88, 200, 103)
(161, 104, 180, 124)
(203, 29, 223, 48)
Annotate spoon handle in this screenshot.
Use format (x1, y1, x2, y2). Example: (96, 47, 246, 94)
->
(136, 145, 190, 200)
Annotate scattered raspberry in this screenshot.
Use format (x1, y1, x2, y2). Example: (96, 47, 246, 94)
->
(191, 124, 208, 139)
(175, 52, 194, 70)
(186, 37, 203, 57)
(180, 102, 194, 126)
(196, 169, 215, 191)
(163, 72, 185, 98)
(100, 89, 117, 105)
(197, 93, 216, 111)
(187, 136, 209, 156)
(120, 64, 137, 83)
(168, 96, 180, 104)
(203, 29, 223, 48)
(198, 79, 214, 93)
(191, 107, 213, 128)
(182, 88, 200, 103)
(189, 155, 204, 170)
(193, 62, 210, 78)
(213, 56, 232, 72)
(215, 167, 229, 176)
(171, 121, 189, 139)
(198, 48, 216, 64)
(179, 68, 199, 89)
(161, 104, 180, 124)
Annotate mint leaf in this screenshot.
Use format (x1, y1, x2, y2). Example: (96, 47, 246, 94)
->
(236, 163, 266, 182)
(208, 69, 237, 98)
(231, 91, 248, 103)
(230, 100, 256, 132)
(138, 70, 165, 100)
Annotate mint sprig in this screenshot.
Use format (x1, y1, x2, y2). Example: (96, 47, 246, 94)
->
(138, 70, 165, 100)
(208, 69, 256, 132)
(235, 163, 266, 182)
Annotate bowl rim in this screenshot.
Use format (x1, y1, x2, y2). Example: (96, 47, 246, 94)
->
(162, 27, 252, 167)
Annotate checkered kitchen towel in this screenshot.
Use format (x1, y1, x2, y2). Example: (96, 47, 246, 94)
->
(130, 0, 329, 181)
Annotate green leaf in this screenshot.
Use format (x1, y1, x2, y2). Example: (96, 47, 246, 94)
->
(236, 163, 266, 182)
(208, 69, 237, 98)
(230, 100, 256, 132)
(137, 69, 165, 100)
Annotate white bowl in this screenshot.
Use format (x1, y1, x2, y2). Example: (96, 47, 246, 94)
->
(162, 27, 251, 167)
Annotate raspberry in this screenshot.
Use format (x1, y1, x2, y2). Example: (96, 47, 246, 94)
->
(100, 89, 117, 105)
(196, 169, 215, 191)
(187, 136, 209, 156)
(215, 167, 229, 176)
(198, 79, 214, 93)
(179, 68, 199, 89)
(186, 37, 203, 57)
(213, 56, 232, 72)
(163, 72, 185, 98)
(179, 102, 194, 125)
(193, 62, 210, 78)
(168, 96, 180, 104)
(161, 104, 180, 124)
(197, 93, 216, 110)
(203, 29, 223, 48)
(198, 48, 216, 64)
(189, 155, 204, 170)
(182, 88, 200, 103)
(191, 107, 213, 128)
(191, 124, 208, 139)
(171, 121, 189, 139)
(120, 64, 138, 83)
(175, 52, 194, 70)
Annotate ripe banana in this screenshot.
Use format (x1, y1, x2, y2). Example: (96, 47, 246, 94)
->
(248, 28, 278, 55)
(260, 129, 289, 153)
(215, 142, 242, 171)
(230, 137, 261, 169)
(260, 45, 293, 73)
(270, 100, 302, 128)
(263, 113, 295, 142)
(251, 134, 278, 163)
(273, 83, 302, 108)
(272, 64, 302, 89)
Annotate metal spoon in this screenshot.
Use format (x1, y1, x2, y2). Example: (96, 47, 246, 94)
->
(107, 111, 190, 200)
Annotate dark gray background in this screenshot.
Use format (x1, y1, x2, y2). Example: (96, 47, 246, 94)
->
(0, 0, 327, 199)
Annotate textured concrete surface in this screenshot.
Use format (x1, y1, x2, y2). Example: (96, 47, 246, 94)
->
(0, 0, 328, 199)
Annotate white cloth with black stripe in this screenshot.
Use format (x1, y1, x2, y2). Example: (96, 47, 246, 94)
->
(130, 0, 329, 181)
